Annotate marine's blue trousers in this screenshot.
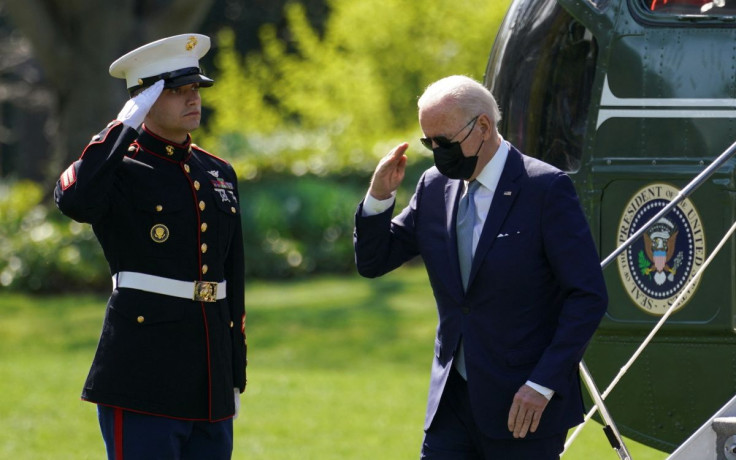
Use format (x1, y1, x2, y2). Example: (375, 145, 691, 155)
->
(97, 405, 233, 459)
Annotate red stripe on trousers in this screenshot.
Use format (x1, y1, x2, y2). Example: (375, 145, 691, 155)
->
(114, 407, 124, 460)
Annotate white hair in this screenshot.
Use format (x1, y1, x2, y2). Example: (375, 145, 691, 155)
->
(417, 75, 501, 127)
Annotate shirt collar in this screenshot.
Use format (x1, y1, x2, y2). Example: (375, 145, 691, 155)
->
(471, 134, 509, 192)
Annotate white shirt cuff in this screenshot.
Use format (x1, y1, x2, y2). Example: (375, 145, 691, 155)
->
(526, 380, 554, 400)
(361, 191, 396, 216)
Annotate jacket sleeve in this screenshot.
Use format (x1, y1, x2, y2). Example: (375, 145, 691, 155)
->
(353, 174, 424, 278)
(54, 121, 139, 224)
(529, 173, 608, 395)
(225, 165, 247, 392)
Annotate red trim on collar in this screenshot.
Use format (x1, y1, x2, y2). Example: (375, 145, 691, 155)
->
(191, 143, 230, 165)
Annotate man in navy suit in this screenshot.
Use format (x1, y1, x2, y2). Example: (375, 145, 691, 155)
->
(354, 75, 607, 459)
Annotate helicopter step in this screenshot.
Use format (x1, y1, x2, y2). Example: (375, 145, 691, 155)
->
(669, 395, 736, 460)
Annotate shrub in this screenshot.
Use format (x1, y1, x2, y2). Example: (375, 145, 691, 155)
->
(241, 173, 363, 277)
(0, 165, 430, 291)
(0, 181, 109, 292)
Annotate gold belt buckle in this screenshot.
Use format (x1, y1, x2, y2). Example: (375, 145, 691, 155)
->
(193, 281, 218, 302)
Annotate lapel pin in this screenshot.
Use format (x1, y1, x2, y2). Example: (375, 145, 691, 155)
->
(503, 191, 512, 196)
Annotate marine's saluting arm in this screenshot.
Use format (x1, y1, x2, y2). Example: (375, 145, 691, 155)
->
(54, 81, 164, 224)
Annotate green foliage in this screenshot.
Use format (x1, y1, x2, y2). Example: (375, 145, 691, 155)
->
(240, 173, 364, 277)
(198, 0, 511, 278)
(0, 181, 108, 292)
(240, 159, 432, 278)
(0, 167, 432, 291)
(200, 0, 510, 179)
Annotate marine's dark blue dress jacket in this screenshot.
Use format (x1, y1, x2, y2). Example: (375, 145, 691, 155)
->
(55, 121, 247, 421)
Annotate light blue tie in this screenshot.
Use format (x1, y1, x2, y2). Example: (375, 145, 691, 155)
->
(455, 180, 480, 380)
(457, 180, 480, 291)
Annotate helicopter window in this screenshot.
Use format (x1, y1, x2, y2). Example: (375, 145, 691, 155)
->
(642, 0, 736, 14)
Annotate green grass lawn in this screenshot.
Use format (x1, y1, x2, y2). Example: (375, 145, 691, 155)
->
(0, 264, 667, 459)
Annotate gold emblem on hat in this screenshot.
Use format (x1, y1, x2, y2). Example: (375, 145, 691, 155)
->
(150, 224, 170, 243)
(186, 36, 198, 51)
(166, 145, 174, 156)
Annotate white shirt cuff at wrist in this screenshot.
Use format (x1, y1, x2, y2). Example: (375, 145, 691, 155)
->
(526, 380, 554, 400)
(362, 191, 396, 216)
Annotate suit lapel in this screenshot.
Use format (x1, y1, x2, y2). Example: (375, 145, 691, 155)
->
(468, 149, 523, 288)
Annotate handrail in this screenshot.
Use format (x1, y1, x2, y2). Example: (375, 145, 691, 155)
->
(563, 139, 736, 458)
(579, 360, 632, 459)
(568, 219, 736, 456)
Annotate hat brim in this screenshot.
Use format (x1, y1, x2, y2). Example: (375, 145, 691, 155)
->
(128, 73, 214, 95)
(164, 73, 214, 89)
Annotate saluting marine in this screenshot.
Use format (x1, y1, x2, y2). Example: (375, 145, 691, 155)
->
(54, 34, 246, 459)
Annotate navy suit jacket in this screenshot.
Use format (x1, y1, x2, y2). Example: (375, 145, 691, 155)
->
(354, 145, 607, 439)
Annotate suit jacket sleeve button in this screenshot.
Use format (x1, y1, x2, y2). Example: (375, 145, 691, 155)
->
(137, 316, 145, 323)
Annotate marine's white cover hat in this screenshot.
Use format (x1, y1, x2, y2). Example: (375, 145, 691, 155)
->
(109, 33, 214, 92)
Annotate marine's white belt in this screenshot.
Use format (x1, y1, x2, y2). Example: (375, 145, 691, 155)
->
(113, 271, 226, 302)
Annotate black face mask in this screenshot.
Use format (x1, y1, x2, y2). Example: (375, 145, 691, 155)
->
(433, 139, 484, 180)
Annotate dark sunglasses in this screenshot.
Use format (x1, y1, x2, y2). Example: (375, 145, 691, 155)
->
(420, 115, 480, 151)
